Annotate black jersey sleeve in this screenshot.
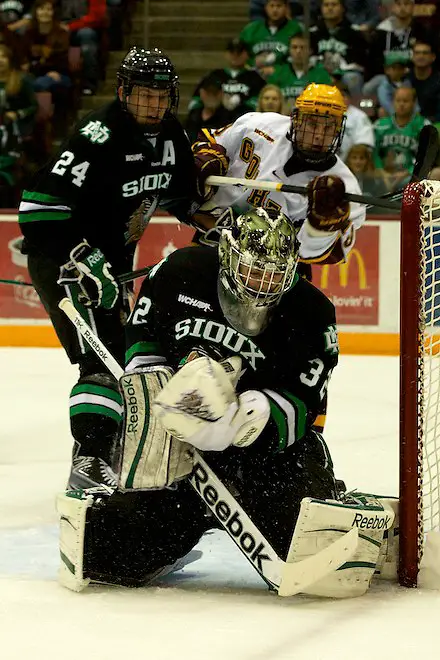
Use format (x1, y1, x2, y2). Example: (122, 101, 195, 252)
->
(125, 260, 169, 369)
(18, 129, 110, 263)
(261, 325, 338, 453)
(245, 287, 339, 453)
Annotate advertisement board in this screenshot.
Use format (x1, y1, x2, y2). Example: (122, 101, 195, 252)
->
(0, 217, 194, 321)
(314, 226, 380, 325)
(0, 214, 395, 352)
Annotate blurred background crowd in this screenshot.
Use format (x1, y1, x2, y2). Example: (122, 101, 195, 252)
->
(0, 0, 439, 211)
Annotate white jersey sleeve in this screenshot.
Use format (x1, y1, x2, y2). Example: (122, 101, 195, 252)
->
(202, 112, 367, 264)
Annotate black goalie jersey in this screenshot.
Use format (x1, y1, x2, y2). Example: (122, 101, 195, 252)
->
(126, 246, 339, 452)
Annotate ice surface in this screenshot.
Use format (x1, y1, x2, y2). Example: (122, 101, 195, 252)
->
(1, 349, 440, 660)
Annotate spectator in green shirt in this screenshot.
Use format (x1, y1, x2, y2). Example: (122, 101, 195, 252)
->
(239, 0, 303, 78)
(267, 33, 332, 107)
(373, 86, 430, 189)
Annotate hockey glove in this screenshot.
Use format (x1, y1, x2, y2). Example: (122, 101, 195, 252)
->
(193, 140, 229, 202)
(60, 240, 119, 310)
(152, 356, 270, 451)
(307, 175, 351, 233)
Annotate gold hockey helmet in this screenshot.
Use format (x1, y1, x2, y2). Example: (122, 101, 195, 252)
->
(295, 83, 347, 119)
(291, 84, 347, 163)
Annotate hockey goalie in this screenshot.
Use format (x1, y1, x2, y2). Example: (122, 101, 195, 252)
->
(57, 208, 398, 598)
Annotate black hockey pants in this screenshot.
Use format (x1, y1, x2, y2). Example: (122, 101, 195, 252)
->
(83, 430, 337, 587)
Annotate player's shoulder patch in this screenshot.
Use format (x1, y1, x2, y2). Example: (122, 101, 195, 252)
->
(79, 120, 111, 144)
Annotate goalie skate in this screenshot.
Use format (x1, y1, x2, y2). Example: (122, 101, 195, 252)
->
(68, 456, 118, 490)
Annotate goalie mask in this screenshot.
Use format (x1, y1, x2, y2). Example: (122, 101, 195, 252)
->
(218, 208, 299, 336)
(290, 83, 347, 164)
(117, 46, 179, 135)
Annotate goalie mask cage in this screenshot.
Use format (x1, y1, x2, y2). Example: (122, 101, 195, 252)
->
(400, 180, 440, 587)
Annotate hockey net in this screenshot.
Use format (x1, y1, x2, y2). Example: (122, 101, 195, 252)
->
(400, 180, 440, 587)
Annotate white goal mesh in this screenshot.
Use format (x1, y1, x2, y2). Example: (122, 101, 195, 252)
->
(421, 182, 440, 532)
(401, 180, 440, 586)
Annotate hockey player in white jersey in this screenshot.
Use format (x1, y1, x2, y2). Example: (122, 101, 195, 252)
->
(192, 83, 366, 266)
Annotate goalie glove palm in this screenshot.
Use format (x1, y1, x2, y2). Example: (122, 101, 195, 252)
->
(61, 240, 119, 310)
(152, 356, 270, 451)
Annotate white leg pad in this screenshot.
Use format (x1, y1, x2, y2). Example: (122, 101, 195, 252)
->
(56, 490, 94, 592)
(119, 367, 193, 490)
(287, 496, 396, 598)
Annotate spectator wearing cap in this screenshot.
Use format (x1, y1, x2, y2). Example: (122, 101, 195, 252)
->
(267, 32, 332, 107)
(409, 40, 440, 123)
(377, 51, 413, 116)
(185, 75, 234, 143)
(0, 0, 32, 32)
(188, 39, 266, 120)
(309, 0, 367, 96)
(240, 0, 303, 78)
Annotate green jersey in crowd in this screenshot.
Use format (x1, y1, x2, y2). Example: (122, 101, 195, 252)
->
(373, 114, 430, 173)
(268, 63, 333, 103)
(240, 19, 303, 67)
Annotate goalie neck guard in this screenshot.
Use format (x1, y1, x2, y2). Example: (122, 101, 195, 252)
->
(290, 83, 347, 165)
(218, 208, 299, 336)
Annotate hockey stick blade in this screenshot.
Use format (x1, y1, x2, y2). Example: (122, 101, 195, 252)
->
(413, 124, 440, 182)
(366, 125, 440, 209)
(59, 296, 359, 597)
(278, 527, 358, 597)
(206, 175, 401, 210)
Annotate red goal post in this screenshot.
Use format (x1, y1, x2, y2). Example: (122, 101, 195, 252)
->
(400, 181, 440, 587)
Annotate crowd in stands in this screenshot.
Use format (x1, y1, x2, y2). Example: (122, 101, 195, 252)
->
(0, 0, 133, 207)
(186, 0, 440, 202)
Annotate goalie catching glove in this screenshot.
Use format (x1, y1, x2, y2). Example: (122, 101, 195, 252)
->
(152, 355, 270, 451)
(307, 175, 351, 234)
(58, 240, 119, 309)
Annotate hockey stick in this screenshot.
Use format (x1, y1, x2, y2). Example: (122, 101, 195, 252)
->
(58, 296, 358, 597)
(206, 175, 401, 210)
(0, 265, 151, 289)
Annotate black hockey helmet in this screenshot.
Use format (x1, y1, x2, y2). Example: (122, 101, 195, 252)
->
(117, 46, 179, 120)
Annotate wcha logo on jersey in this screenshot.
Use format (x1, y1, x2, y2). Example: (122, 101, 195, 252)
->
(126, 153, 144, 162)
(177, 293, 213, 313)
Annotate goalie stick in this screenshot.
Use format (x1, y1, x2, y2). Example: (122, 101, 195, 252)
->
(58, 296, 358, 597)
